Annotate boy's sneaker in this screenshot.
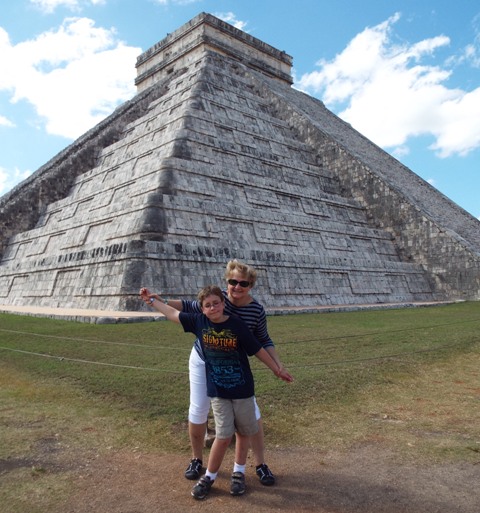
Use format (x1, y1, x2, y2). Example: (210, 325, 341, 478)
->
(191, 475, 214, 500)
(256, 463, 275, 486)
(184, 458, 203, 480)
(230, 471, 246, 496)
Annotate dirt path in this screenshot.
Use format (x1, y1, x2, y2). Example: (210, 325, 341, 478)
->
(62, 445, 478, 513)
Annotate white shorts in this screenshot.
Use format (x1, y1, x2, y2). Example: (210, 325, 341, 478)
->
(188, 346, 261, 424)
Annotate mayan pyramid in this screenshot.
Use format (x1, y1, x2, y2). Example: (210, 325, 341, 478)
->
(1, 12, 479, 312)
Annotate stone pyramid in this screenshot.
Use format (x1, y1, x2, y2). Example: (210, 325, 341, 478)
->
(1, 13, 479, 312)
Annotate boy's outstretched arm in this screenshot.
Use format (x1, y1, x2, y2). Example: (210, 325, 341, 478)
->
(139, 287, 181, 324)
(255, 348, 294, 383)
(138, 287, 183, 312)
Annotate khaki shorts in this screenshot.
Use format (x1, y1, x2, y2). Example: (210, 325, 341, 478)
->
(211, 396, 259, 439)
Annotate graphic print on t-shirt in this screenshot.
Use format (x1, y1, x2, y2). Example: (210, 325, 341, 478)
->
(202, 327, 245, 389)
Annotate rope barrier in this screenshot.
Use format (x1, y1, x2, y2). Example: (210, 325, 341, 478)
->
(1, 338, 477, 374)
(1, 318, 478, 374)
(0, 328, 191, 352)
(283, 317, 480, 345)
(3, 316, 480, 348)
(0, 345, 188, 374)
(254, 339, 479, 370)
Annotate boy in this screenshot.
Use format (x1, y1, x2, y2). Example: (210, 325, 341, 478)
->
(140, 285, 292, 499)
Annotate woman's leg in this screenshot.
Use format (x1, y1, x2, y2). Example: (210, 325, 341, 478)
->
(189, 421, 207, 461)
(250, 418, 266, 466)
(243, 397, 276, 486)
(186, 348, 210, 478)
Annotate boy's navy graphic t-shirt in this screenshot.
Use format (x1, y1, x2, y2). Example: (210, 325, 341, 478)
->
(179, 313, 262, 399)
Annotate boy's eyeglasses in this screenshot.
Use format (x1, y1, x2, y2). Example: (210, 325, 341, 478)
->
(203, 301, 222, 309)
(227, 279, 250, 288)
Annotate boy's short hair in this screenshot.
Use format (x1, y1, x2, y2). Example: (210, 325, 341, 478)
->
(197, 285, 224, 306)
(224, 259, 257, 286)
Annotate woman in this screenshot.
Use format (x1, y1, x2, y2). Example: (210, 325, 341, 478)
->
(141, 259, 292, 486)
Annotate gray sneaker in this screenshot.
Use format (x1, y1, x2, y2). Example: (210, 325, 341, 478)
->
(230, 471, 246, 496)
(191, 475, 214, 500)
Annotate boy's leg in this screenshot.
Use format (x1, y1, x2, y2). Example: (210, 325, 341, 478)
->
(230, 398, 258, 496)
(191, 397, 235, 500)
(191, 436, 232, 500)
(231, 432, 249, 496)
(205, 436, 232, 474)
(234, 432, 250, 466)
(208, 397, 236, 474)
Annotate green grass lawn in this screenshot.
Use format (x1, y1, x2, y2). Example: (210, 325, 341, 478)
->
(1, 301, 479, 461)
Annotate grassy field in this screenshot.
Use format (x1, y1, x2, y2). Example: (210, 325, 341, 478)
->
(1, 301, 480, 511)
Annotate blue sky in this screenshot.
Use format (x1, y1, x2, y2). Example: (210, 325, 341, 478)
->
(1, 0, 479, 220)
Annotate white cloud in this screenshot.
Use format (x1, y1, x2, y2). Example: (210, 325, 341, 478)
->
(0, 166, 32, 196)
(214, 12, 248, 31)
(391, 145, 409, 158)
(152, 0, 202, 5)
(0, 17, 139, 139)
(429, 88, 480, 157)
(30, 0, 105, 13)
(296, 13, 480, 158)
(465, 13, 480, 67)
(0, 115, 14, 127)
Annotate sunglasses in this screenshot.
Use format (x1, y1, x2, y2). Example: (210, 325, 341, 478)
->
(227, 279, 251, 288)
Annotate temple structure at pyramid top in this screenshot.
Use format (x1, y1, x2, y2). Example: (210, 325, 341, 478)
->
(0, 12, 479, 314)
(135, 12, 294, 91)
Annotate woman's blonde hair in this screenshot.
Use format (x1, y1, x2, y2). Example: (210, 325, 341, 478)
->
(224, 259, 257, 287)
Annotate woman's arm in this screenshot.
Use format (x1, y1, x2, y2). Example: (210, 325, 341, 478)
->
(265, 346, 283, 368)
(255, 309, 289, 372)
(240, 303, 290, 375)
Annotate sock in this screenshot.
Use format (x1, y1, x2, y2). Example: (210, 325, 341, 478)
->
(205, 470, 217, 481)
(233, 462, 246, 474)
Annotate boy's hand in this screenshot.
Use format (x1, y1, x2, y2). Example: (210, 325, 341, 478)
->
(139, 287, 150, 299)
(139, 287, 158, 305)
(276, 368, 294, 383)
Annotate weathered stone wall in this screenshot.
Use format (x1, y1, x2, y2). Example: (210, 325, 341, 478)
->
(322, 145, 480, 299)
(0, 78, 175, 259)
(261, 80, 480, 300)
